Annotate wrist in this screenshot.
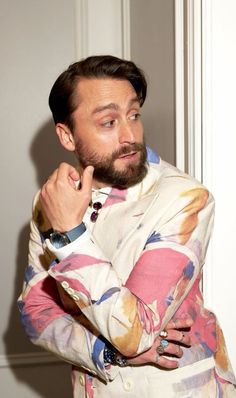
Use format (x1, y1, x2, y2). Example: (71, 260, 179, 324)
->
(50, 222, 86, 249)
(103, 344, 128, 367)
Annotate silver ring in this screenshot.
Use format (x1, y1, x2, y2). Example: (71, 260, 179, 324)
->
(156, 345, 165, 354)
(156, 339, 169, 354)
(156, 353, 161, 363)
(160, 339, 169, 348)
(159, 330, 168, 339)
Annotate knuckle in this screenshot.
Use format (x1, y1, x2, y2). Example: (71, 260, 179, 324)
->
(40, 186, 47, 198)
(56, 179, 64, 188)
(82, 193, 91, 204)
(178, 331, 183, 340)
(44, 182, 53, 194)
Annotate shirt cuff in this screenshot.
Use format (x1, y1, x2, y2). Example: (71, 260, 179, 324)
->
(45, 229, 91, 261)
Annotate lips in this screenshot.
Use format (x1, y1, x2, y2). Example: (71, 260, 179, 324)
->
(118, 151, 137, 159)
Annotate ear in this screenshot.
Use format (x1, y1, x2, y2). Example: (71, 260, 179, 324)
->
(55, 123, 75, 152)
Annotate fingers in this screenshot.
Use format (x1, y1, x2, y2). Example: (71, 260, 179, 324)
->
(56, 162, 80, 184)
(161, 329, 191, 347)
(40, 163, 94, 232)
(127, 318, 193, 370)
(156, 339, 183, 357)
(126, 343, 180, 369)
(154, 337, 181, 369)
(43, 163, 79, 191)
(163, 317, 193, 347)
(153, 321, 193, 370)
(166, 317, 193, 330)
(156, 354, 179, 369)
(80, 166, 94, 194)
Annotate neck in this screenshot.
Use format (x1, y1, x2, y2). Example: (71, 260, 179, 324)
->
(92, 180, 110, 190)
(77, 165, 109, 190)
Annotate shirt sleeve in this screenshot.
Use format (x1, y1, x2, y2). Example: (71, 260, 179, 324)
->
(17, 193, 115, 381)
(46, 229, 91, 261)
(48, 186, 215, 357)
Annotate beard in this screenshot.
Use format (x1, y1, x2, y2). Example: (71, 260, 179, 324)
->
(74, 138, 148, 188)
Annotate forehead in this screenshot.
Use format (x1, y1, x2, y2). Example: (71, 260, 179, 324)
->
(76, 78, 138, 109)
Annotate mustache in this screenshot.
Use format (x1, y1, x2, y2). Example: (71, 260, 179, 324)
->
(111, 143, 145, 160)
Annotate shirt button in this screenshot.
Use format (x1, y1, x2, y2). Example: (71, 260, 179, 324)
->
(67, 287, 74, 295)
(123, 378, 133, 391)
(79, 375, 85, 386)
(61, 281, 69, 289)
(72, 294, 80, 301)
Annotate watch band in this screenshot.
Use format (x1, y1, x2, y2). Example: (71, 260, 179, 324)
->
(65, 222, 86, 242)
(50, 222, 86, 249)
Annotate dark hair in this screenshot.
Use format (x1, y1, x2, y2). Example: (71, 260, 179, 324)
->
(48, 55, 147, 132)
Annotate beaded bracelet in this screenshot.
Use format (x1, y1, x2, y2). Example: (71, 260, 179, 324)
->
(104, 345, 128, 367)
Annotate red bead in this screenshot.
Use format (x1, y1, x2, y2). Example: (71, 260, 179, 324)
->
(91, 211, 98, 222)
(93, 202, 102, 210)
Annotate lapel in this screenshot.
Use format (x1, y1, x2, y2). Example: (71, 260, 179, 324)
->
(91, 165, 162, 282)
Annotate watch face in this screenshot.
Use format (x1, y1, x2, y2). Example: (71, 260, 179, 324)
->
(50, 232, 70, 249)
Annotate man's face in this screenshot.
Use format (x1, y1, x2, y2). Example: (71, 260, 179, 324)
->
(72, 78, 147, 188)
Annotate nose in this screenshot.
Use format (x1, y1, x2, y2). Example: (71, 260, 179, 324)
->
(118, 121, 135, 144)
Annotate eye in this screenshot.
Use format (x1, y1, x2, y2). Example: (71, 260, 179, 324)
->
(102, 119, 116, 128)
(129, 112, 141, 121)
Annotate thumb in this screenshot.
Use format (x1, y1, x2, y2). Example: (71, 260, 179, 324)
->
(80, 166, 94, 193)
(68, 167, 81, 189)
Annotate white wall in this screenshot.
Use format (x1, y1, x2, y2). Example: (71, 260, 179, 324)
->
(175, 0, 236, 374)
(0, 1, 130, 396)
(201, 0, 236, 372)
(130, 0, 176, 165)
(0, 0, 77, 395)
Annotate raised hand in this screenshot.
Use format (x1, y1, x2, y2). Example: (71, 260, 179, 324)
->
(40, 162, 94, 232)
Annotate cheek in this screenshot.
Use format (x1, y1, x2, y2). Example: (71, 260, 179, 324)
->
(134, 122, 144, 139)
(89, 136, 117, 159)
(93, 131, 119, 149)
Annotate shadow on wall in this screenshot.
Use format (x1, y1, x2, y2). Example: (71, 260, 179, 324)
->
(30, 119, 76, 186)
(3, 119, 74, 397)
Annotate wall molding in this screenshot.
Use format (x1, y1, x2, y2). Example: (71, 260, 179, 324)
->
(75, 0, 88, 59)
(74, 0, 130, 60)
(183, 0, 214, 305)
(175, 0, 185, 172)
(175, 0, 203, 177)
(121, 0, 131, 59)
(186, 0, 203, 181)
(201, 0, 214, 307)
(0, 352, 62, 368)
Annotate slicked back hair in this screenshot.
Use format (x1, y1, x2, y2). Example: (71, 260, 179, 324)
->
(49, 55, 147, 132)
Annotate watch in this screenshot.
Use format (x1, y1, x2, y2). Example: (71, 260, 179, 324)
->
(49, 222, 86, 249)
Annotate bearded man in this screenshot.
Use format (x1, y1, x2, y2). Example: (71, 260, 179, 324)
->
(18, 55, 236, 397)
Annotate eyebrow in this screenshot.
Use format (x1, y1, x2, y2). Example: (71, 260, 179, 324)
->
(92, 96, 140, 115)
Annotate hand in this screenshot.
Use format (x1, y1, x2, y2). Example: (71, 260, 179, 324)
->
(40, 162, 94, 231)
(127, 317, 193, 369)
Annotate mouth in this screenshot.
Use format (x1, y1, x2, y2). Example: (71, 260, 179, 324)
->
(118, 151, 138, 160)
